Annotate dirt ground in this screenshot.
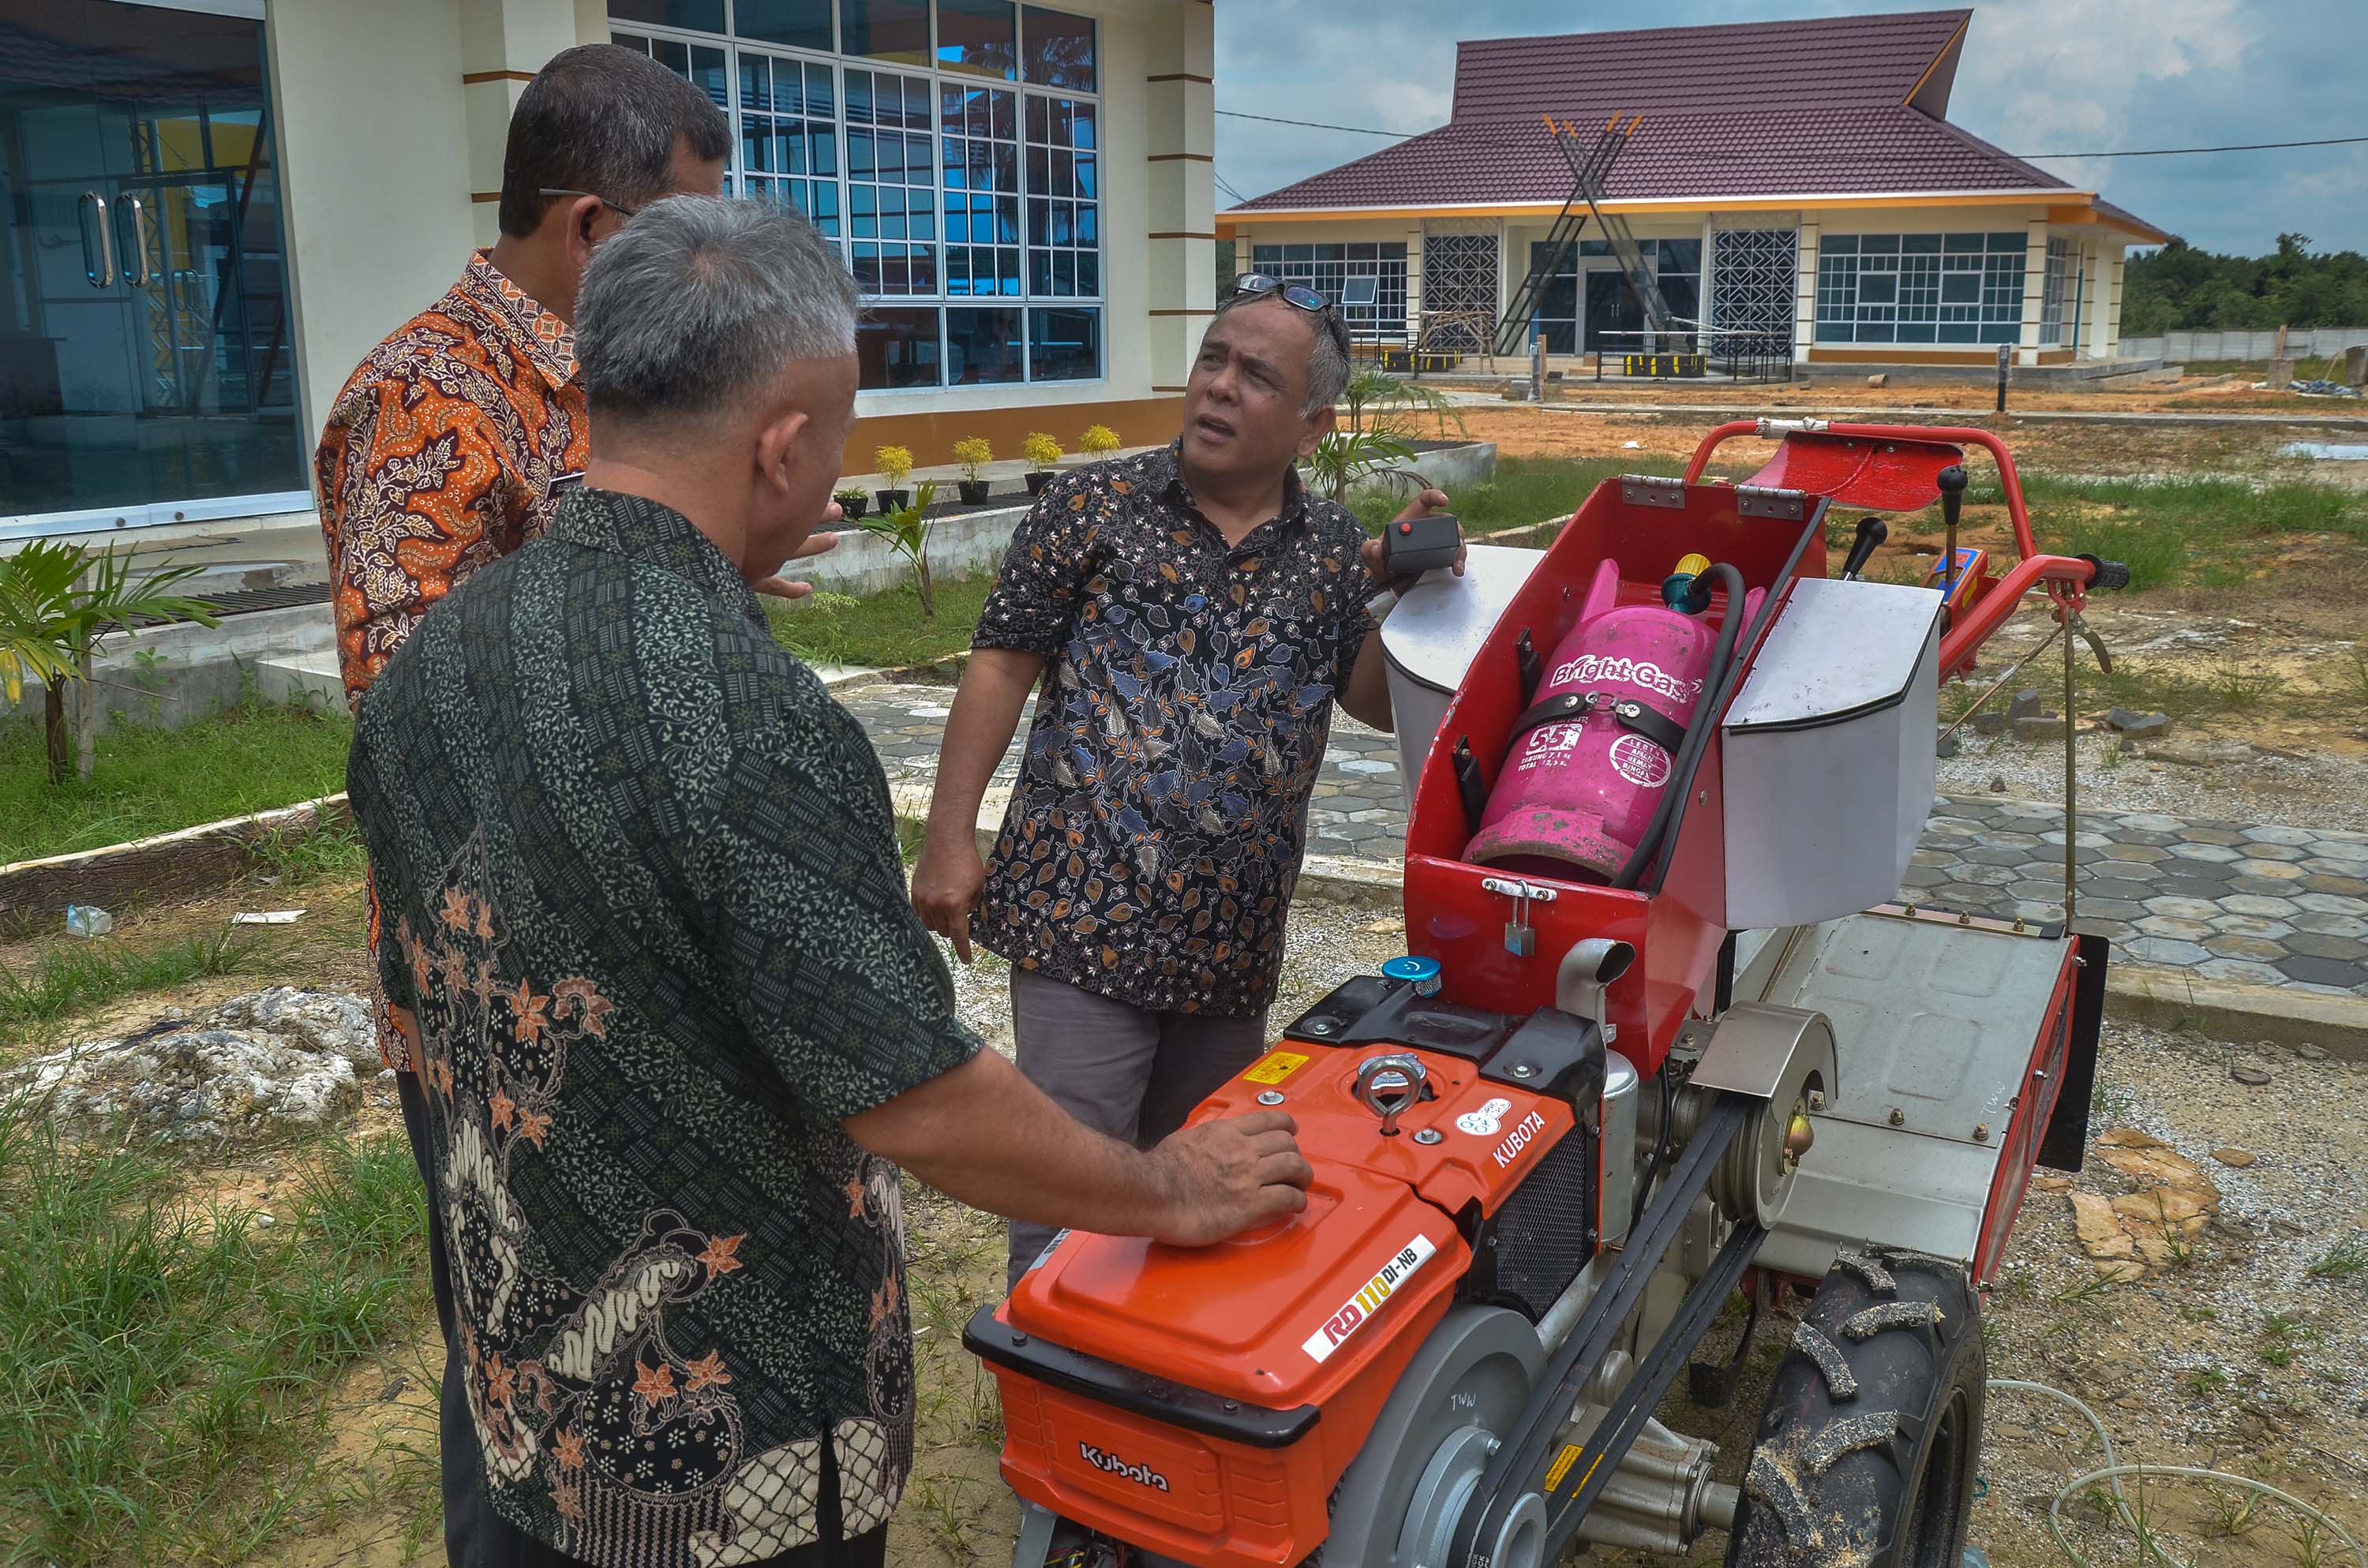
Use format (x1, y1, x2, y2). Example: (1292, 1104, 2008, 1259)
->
(1496, 369, 2366, 417)
(10, 868, 2357, 1568)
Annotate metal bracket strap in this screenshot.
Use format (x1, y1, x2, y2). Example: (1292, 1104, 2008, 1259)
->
(1619, 474, 1686, 510)
(1734, 484, 1809, 521)
(1449, 1094, 1756, 1567)
(1508, 690, 1688, 755)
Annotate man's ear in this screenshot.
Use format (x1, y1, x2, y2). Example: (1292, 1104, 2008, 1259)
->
(1295, 402, 1337, 460)
(755, 404, 815, 496)
(562, 195, 605, 272)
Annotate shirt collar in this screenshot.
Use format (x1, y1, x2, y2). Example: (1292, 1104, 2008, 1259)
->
(1154, 440, 1311, 541)
(455, 249, 577, 389)
(551, 485, 767, 626)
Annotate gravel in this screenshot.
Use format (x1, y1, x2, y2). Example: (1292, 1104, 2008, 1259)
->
(1936, 725, 2368, 832)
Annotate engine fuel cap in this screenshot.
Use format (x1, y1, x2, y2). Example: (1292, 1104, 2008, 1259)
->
(1381, 955, 1443, 997)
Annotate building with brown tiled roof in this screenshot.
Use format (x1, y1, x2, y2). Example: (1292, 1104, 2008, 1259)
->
(1218, 8, 2168, 374)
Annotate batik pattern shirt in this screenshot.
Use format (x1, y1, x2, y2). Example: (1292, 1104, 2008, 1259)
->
(316, 249, 588, 707)
(349, 486, 980, 1567)
(317, 250, 586, 1072)
(970, 444, 1378, 1017)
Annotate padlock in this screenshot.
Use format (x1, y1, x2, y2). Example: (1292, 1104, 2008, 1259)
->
(1504, 882, 1535, 957)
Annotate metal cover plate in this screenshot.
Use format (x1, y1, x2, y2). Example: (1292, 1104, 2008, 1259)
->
(1378, 544, 1546, 695)
(1725, 578, 1942, 732)
(1759, 911, 2069, 1143)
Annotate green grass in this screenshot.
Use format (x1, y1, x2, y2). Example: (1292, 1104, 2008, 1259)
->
(2306, 1235, 2368, 1282)
(1945, 471, 2368, 592)
(0, 700, 354, 866)
(767, 576, 994, 670)
(0, 929, 257, 1057)
(1348, 453, 1687, 537)
(0, 1097, 430, 1566)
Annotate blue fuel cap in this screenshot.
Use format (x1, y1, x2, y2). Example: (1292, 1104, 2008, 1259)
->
(1381, 955, 1444, 997)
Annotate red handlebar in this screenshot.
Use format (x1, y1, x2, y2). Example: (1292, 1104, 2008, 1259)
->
(1680, 419, 2043, 561)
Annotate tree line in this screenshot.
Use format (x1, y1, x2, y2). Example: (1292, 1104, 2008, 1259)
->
(2124, 233, 2368, 335)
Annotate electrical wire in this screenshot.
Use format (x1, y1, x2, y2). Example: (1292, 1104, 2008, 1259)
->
(1985, 1378, 2368, 1568)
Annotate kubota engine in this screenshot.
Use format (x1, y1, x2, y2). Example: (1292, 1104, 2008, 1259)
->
(968, 976, 1609, 1568)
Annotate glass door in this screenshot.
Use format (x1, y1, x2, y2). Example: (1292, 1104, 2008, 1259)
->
(1, 0, 305, 535)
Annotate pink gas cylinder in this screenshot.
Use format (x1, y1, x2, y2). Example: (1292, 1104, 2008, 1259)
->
(1463, 556, 1760, 881)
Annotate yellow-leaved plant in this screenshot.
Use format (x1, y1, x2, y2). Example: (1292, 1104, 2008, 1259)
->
(1078, 424, 1121, 457)
(874, 445, 916, 487)
(951, 437, 995, 484)
(1021, 431, 1063, 468)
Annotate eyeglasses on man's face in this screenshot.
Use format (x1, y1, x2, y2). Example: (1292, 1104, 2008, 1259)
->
(539, 187, 639, 219)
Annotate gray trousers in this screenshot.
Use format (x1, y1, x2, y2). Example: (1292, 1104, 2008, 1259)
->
(1005, 967, 1272, 1288)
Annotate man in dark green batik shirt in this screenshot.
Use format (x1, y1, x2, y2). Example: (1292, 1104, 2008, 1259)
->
(347, 198, 1313, 1568)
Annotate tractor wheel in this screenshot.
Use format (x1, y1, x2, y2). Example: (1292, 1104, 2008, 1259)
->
(1724, 1247, 1984, 1568)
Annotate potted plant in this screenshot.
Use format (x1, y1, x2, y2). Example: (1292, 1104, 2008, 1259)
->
(873, 444, 915, 514)
(1021, 432, 1062, 495)
(1078, 423, 1122, 463)
(833, 485, 868, 520)
(848, 478, 942, 619)
(951, 436, 995, 505)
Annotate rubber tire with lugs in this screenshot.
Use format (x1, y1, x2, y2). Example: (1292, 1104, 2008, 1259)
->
(1724, 1247, 1984, 1568)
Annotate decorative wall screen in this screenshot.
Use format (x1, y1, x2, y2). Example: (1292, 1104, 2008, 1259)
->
(1421, 228, 1500, 351)
(1709, 227, 1797, 349)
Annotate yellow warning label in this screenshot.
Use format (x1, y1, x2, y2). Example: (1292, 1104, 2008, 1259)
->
(1244, 1051, 1309, 1085)
(1542, 1443, 1584, 1492)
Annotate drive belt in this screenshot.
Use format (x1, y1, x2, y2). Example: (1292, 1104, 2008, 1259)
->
(1448, 1093, 1759, 1568)
(1508, 690, 1688, 756)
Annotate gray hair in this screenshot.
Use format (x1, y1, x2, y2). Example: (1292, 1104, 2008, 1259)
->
(576, 196, 859, 429)
(1214, 290, 1351, 416)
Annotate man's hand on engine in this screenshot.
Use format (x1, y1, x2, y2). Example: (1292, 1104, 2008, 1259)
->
(1144, 1110, 1314, 1244)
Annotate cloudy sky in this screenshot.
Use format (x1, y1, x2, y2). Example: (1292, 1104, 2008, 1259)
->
(1212, 0, 2368, 256)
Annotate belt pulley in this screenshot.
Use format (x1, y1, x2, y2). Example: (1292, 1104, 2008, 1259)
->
(1447, 1092, 1765, 1568)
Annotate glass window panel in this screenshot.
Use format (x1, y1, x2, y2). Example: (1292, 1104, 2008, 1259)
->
(1025, 93, 1049, 142)
(1023, 7, 1096, 91)
(806, 64, 834, 115)
(744, 118, 774, 172)
(1073, 251, 1096, 296)
(848, 128, 875, 175)
(811, 125, 837, 177)
(652, 36, 691, 73)
(1941, 272, 1981, 305)
(844, 0, 930, 64)
(611, 32, 654, 53)
(1859, 272, 1898, 305)
(844, 69, 875, 122)
(1860, 234, 1898, 255)
(946, 305, 1025, 383)
(1029, 306, 1100, 379)
(735, 0, 834, 49)
(1823, 234, 1858, 254)
(690, 45, 729, 105)
(1657, 238, 1702, 271)
(1942, 232, 1985, 254)
(857, 306, 940, 387)
(1989, 232, 2028, 252)
(783, 128, 807, 175)
(1902, 233, 1943, 254)
(609, 0, 725, 31)
(740, 55, 773, 112)
(939, 0, 1017, 78)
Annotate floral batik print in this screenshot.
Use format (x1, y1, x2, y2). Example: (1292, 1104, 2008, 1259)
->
(350, 486, 980, 1566)
(970, 443, 1381, 1016)
(315, 249, 587, 709)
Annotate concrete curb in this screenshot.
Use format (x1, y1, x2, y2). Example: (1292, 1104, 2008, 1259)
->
(0, 793, 350, 928)
(1459, 398, 2368, 429)
(2104, 963, 2368, 1060)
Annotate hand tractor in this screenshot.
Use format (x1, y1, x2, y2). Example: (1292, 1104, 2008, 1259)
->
(965, 420, 2126, 1568)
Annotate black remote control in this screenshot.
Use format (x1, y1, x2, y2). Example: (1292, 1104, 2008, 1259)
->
(1383, 512, 1461, 577)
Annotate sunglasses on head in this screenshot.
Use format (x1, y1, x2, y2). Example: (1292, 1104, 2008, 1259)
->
(1233, 273, 1352, 352)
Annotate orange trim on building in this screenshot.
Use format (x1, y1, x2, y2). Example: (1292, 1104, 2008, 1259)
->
(1224, 190, 2079, 224)
(1806, 346, 2005, 365)
(1147, 73, 1215, 84)
(462, 69, 536, 84)
(471, 191, 500, 204)
(1148, 152, 1214, 163)
(1899, 16, 1969, 108)
(843, 397, 1184, 474)
(2046, 202, 2171, 243)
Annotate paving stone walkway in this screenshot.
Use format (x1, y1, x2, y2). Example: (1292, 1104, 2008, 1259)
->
(839, 679, 2368, 1000)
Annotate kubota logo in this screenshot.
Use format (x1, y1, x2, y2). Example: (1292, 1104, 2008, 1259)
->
(1077, 1443, 1170, 1491)
(1493, 1110, 1548, 1169)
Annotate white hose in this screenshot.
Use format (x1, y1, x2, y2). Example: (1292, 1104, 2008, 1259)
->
(1986, 1378, 2368, 1568)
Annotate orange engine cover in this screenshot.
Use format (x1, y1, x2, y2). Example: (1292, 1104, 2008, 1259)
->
(972, 1025, 1592, 1568)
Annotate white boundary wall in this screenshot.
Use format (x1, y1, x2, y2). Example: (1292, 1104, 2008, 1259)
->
(2121, 327, 2368, 360)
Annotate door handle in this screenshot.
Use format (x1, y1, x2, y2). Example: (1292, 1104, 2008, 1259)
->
(78, 190, 115, 287)
(119, 194, 154, 287)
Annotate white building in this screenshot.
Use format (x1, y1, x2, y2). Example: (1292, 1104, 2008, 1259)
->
(2, 0, 1216, 546)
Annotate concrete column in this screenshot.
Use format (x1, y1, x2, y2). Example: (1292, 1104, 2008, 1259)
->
(1402, 222, 1423, 350)
(459, 0, 600, 249)
(1792, 219, 1819, 363)
(2075, 238, 2105, 360)
(1698, 212, 1717, 336)
(1142, 2, 1216, 394)
(2017, 219, 2048, 365)
(2102, 247, 2126, 360)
